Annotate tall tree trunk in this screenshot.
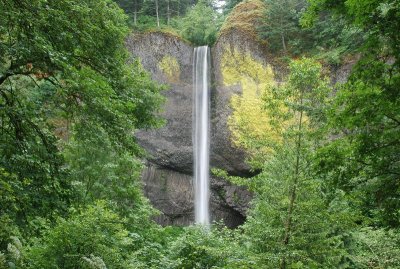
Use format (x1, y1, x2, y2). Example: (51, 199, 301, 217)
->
(280, 93, 304, 269)
(133, 0, 138, 26)
(167, 0, 170, 25)
(155, 0, 160, 28)
(281, 33, 287, 52)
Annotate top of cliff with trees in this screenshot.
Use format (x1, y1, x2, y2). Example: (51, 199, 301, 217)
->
(114, 0, 364, 65)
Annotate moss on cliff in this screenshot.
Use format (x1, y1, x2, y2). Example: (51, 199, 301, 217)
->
(219, 0, 266, 41)
(146, 29, 192, 45)
(158, 55, 181, 83)
(222, 47, 285, 166)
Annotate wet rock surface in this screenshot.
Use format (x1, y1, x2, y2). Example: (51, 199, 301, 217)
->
(127, 31, 253, 227)
(210, 29, 270, 177)
(127, 32, 194, 174)
(142, 163, 251, 228)
(127, 28, 354, 228)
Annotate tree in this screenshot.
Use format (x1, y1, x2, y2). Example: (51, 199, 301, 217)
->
(227, 58, 353, 267)
(174, 0, 221, 45)
(63, 121, 157, 225)
(258, 0, 308, 54)
(136, 0, 200, 29)
(273, 58, 332, 268)
(256, 0, 364, 59)
(113, 0, 145, 25)
(0, 0, 163, 248)
(304, 0, 400, 228)
(25, 202, 133, 269)
(222, 0, 243, 14)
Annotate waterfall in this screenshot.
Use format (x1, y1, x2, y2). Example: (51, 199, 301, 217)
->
(193, 46, 210, 226)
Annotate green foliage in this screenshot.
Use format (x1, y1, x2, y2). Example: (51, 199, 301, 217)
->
(308, 14, 364, 64)
(256, 0, 364, 59)
(0, 236, 24, 269)
(160, 225, 257, 269)
(349, 227, 400, 268)
(25, 202, 132, 269)
(222, 0, 244, 14)
(0, 77, 72, 239)
(64, 126, 150, 217)
(134, 15, 161, 30)
(173, 0, 222, 45)
(302, 0, 399, 62)
(304, 0, 400, 43)
(241, 58, 352, 268)
(1, 0, 399, 268)
(113, 0, 227, 33)
(242, 146, 356, 268)
(279, 58, 330, 117)
(220, 58, 356, 268)
(122, 224, 258, 269)
(316, 63, 400, 227)
(0, 0, 163, 256)
(307, 0, 400, 228)
(166, 227, 227, 268)
(258, 0, 308, 54)
(0, 169, 23, 249)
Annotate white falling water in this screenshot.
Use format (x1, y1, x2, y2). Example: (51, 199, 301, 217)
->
(193, 46, 210, 226)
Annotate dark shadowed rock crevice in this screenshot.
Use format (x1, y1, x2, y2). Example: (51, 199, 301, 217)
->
(142, 163, 251, 228)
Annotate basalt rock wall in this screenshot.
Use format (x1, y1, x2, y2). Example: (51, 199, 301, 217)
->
(126, 31, 252, 228)
(126, 2, 355, 228)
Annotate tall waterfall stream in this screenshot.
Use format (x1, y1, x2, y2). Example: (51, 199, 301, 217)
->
(193, 46, 210, 226)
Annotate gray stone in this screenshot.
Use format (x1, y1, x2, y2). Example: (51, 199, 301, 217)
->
(142, 163, 251, 228)
(127, 31, 254, 176)
(126, 16, 357, 227)
(127, 32, 194, 173)
(210, 30, 271, 176)
(330, 56, 359, 85)
(126, 31, 254, 227)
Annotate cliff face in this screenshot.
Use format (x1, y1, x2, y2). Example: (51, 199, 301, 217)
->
(125, 0, 278, 228)
(127, 32, 194, 173)
(126, 0, 354, 228)
(126, 31, 252, 227)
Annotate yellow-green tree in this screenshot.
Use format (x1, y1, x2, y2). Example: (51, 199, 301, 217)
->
(228, 58, 354, 268)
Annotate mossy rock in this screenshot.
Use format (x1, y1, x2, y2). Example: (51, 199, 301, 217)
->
(158, 55, 181, 83)
(221, 47, 282, 164)
(219, 0, 266, 43)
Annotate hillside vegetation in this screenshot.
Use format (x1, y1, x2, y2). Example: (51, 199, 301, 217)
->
(1, 0, 399, 268)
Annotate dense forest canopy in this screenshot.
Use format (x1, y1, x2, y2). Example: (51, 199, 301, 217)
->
(1, 0, 399, 268)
